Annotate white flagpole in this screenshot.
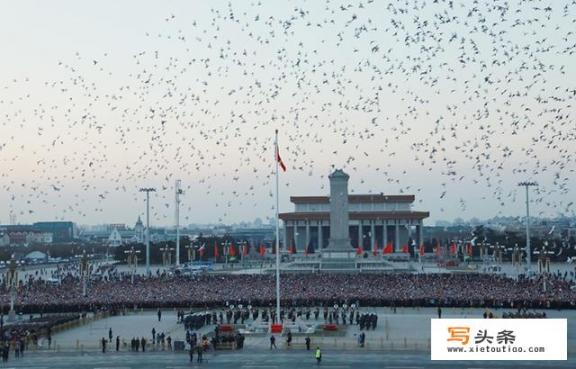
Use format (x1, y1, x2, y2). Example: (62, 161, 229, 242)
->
(274, 129, 281, 324)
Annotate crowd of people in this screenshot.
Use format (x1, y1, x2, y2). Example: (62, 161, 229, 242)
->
(0, 314, 79, 362)
(1, 270, 575, 314)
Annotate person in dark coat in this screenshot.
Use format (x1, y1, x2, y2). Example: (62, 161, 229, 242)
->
(101, 337, 107, 353)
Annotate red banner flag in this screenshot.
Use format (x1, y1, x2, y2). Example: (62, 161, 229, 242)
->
(276, 144, 286, 172)
(288, 238, 296, 254)
(383, 243, 393, 255)
(259, 244, 266, 257)
(401, 244, 409, 254)
(419, 244, 425, 257)
(356, 246, 363, 255)
(229, 243, 236, 257)
(214, 242, 220, 258)
(450, 242, 457, 255)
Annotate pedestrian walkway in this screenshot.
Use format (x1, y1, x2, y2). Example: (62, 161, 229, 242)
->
(50, 310, 187, 350)
(44, 307, 576, 354)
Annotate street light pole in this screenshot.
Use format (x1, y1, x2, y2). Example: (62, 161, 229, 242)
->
(175, 180, 183, 266)
(6, 255, 18, 322)
(79, 250, 91, 297)
(124, 246, 140, 284)
(140, 187, 156, 275)
(518, 182, 537, 271)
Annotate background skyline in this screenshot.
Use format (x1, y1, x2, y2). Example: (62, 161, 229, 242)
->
(0, 0, 574, 226)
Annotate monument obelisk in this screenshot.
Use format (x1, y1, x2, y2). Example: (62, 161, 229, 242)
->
(327, 169, 351, 251)
(322, 169, 355, 267)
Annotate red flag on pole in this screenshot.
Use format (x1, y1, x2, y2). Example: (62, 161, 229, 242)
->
(229, 243, 236, 257)
(450, 242, 457, 255)
(289, 238, 296, 254)
(214, 242, 220, 259)
(259, 244, 266, 257)
(198, 244, 206, 258)
(276, 144, 287, 172)
(383, 243, 393, 255)
(356, 246, 363, 255)
(419, 244, 425, 257)
(467, 243, 473, 256)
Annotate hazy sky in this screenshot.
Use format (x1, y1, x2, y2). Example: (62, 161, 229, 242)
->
(0, 0, 574, 226)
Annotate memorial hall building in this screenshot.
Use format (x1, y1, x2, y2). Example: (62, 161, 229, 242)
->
(279, 170, 430, 253)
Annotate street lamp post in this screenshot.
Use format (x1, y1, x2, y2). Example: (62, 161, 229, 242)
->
(518, 181, 538, 271)
(140, 187, 156, 275)
(185, 244, 195, 263)
(160, 246, 175, 267)
(534, 241, 554, 292)
(492, 242, 505, 265)
(79, 251, 91, 297)
(175, 180, 183, 266)
(223, 241, 230, 269)
(6, 255, 18, 322)
(124, 246, 140, 284)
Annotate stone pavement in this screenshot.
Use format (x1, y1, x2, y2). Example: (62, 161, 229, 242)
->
(246, 306, 576, 352)
(50, 310, 211, 350)
(45, 307, 576, 353)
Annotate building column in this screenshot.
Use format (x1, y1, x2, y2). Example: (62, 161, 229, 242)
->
(317, 223, 322, 251)
(395, 223, 400, 252)
(305, 221, 310, 251)
(357, 220, 362, 249)
(383, 222, 388, 247)
(370, 222, 375, 251)
(293, 221, 298, 249)
(418, 222, 423, 247)
(283, 222, 288, 250)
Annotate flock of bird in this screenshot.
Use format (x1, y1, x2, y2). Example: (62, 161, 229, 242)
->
(0, 0, 574, 225)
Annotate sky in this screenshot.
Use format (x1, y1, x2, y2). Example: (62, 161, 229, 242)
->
(0, 0, 574, 227)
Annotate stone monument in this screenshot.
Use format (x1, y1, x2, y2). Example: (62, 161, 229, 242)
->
(322, 169, 355, 268)
(327, 169, 351, 251)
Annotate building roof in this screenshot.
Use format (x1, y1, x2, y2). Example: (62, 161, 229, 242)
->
(290, 194, 415, 204)
(329, 169, 349, 179)
(24, 251, 47, 260)
(279, 211, 429, 221)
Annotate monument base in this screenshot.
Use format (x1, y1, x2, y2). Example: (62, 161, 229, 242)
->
(320, 249, 356, 270)
(321, 250, 355, 259)
(7, 309, 16, 322)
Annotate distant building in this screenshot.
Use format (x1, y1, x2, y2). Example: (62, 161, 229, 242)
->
(0, 225, 53, 246)
(33, 221, 77, 243)
(108, 228, 123, 247)
(227, 226, 275, 245)
(279, 169, 430, 253)
(107, 224, 127, 232)
(134, 216, 144, 243)
(0, 233, 9, 247)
